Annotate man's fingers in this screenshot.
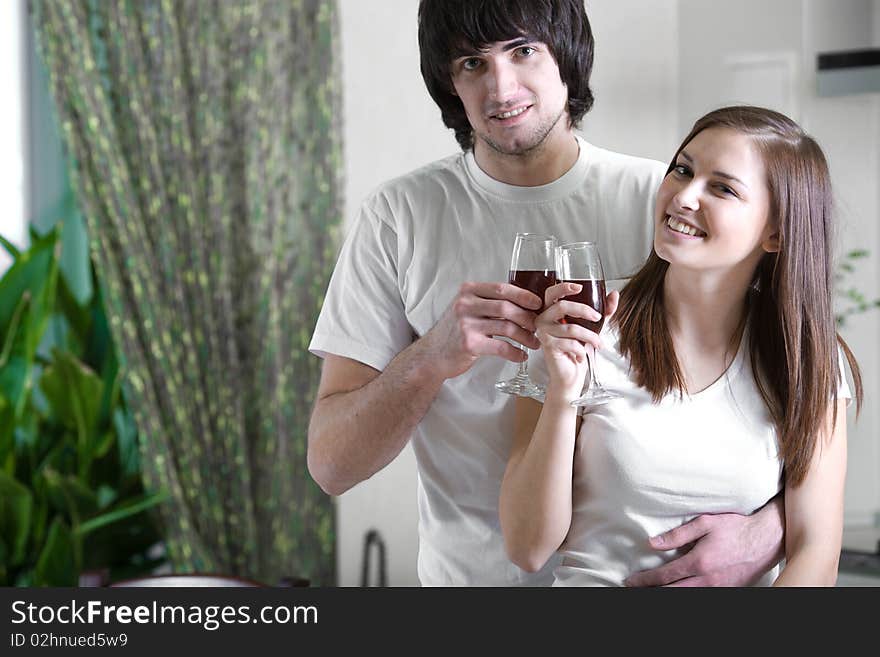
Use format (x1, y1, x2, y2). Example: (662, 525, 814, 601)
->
(460, 296, 540, 331)
(475, 335, 530, 363)
(624, 553, 697, 587)
(662, 576, 708, 588)
(649, 515, 712, 551)
(476, 319, 540, 350)
(462, 281, 542, 310)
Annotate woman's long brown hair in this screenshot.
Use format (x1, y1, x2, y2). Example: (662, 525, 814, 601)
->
(613, 106, 862, 487)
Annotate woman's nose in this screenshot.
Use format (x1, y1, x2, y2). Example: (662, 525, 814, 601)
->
(673, 182, 700, 212)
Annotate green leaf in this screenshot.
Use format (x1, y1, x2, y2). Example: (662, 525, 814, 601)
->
(0, 225, 60, 347)
(95, 484, 116, 509)
(0, 293, 30, 368)
(0, 394, 14, 470)
(0, 294, 33, 437)
(55, 273, 92, 348)
(39, 350, 104, 475)
(113, 407, 140, 478)
(0, 233, 21, 259)
(76, 491, 169, 537)
(41, 468, 99, 525)
(0, 471, 34, 566)
(33, 517, 76, 586)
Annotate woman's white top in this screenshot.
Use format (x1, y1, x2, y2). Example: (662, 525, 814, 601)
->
(529, 326, 850, 586)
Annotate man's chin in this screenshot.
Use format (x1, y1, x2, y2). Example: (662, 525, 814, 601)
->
(479, 133, 545, 157)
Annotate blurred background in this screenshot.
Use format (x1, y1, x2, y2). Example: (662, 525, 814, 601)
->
(2, 0, 878, 587)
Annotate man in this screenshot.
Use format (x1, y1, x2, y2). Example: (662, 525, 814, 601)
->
(308, 0, 784, 586)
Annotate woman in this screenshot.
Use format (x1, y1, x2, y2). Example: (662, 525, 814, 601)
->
(499, 106, 863, 586)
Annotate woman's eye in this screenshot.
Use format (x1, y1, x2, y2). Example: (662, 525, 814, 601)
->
(517, 46, 535, 57)
(672, 164, 691, 177)
(716, 184, 737, 196)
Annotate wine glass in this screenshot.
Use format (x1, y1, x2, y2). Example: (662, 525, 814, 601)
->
(555, 242, 619, 407)
(495, 232, 557, 398)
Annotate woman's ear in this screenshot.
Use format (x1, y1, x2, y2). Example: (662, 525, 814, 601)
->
(762, 230, 780, 253)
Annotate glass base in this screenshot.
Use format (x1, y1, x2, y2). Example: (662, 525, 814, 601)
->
(570, 387, 619, 408)
(495, 375, 544, 399)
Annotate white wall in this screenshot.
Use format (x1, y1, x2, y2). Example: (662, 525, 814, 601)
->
(803, 0, 880, 526)
(580, 0, 679, 162)
(0, 0, 27, 274)
(336, 0, 880, 585)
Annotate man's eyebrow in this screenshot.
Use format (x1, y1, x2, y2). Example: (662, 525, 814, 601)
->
(452, 37, 533, 59)
(502, 37, 532, 51)
(678, 150, 748, 188)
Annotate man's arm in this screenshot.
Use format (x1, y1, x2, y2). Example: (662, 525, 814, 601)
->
(308, 282, 542, 496)
(624, 495, 786, 587)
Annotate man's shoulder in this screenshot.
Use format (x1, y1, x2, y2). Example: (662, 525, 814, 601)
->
(586, 142, 667, 179)
(364, 152, 470, 209)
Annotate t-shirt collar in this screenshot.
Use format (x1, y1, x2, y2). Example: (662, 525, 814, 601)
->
(464, 135, 591, 203)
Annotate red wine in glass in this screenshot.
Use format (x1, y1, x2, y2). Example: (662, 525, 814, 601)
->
(560, 279, 606, 334)
(496, 233, 558, 398)
(509, 269, 557, 310)
(555, 242, 618, 407)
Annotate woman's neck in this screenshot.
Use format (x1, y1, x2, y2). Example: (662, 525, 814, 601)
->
(662, 265, 752, 352)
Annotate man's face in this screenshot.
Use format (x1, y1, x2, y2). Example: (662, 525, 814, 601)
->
(449, 38, 570, 156)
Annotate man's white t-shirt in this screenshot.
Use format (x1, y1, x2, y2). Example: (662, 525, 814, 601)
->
(529, 327, 852, 587)
(309, 137, 666, 585)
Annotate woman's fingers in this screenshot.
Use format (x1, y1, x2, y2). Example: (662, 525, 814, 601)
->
(604, 289, 620, 320)
(544, 282, 581, 307)
(537, 299, 601, 326)
(537, 322, 601, 350)
(540, 333, 588, 363)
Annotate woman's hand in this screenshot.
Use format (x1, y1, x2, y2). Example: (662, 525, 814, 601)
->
(535, 283, 619, 399)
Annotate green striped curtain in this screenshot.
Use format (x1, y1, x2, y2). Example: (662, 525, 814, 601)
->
(30, 0, 340, 585)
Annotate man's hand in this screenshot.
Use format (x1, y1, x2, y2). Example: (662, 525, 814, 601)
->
(419, 281, 543, 380)
(624, 499, 785, 587)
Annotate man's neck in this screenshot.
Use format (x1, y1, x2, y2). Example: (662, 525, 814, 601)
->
(472, 128, 580, 187)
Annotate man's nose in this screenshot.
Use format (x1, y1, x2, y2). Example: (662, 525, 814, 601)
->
(486, 60, 518, 102)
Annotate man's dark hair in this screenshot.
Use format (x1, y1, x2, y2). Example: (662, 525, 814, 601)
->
(418, 0, 595, 151)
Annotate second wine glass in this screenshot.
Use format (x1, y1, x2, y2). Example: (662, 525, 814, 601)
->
(555, 241, 619, 407)
(495, 232, 557, 398)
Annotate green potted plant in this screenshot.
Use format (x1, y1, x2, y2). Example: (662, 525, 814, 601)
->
(835, 249, 880, 327)
(0, 224, 166, 586)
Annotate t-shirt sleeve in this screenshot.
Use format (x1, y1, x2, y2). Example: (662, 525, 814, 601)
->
(309, 201, 414, 371)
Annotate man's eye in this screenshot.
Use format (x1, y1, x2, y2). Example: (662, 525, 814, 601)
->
(517, 46, 535, 57)
(462, 58, 481, 71)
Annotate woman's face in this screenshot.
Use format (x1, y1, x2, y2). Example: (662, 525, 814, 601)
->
(653, 126, 777, 275)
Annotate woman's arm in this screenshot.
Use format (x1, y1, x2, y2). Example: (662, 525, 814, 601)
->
(499, 394, 581, 572)
(499, 283, 614, 572)
(773, 399, 848, 586)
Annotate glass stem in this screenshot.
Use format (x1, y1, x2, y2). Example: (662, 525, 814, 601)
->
(587, 345, 599, 391)
(516, 349, 529, 379)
